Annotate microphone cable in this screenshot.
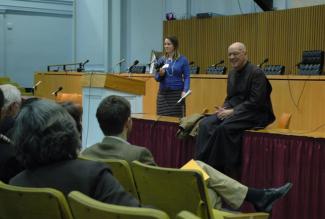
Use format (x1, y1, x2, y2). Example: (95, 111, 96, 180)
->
(84, 71, 95, 148)
(286, 73, 309, 111)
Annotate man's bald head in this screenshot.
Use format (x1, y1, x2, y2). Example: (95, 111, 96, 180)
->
(228, 42, 247, 53)
(228, 42, 248, 71)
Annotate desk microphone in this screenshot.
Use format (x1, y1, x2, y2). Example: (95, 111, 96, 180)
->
(258, 58, 269, 68)
(128, 60, 139, 72)
(51, 86, 63, 96)
(213, 60, 224, 67)
(33, 81, 42, 90)
(177, 90, 192, 104)
(115, 58, 126, 66)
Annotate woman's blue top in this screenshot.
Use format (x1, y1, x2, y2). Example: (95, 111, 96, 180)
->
(154, 55, 190, 92)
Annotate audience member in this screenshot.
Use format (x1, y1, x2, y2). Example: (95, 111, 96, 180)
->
(10, 99, 140, 207)
(82, 95, 291, 212)
(0, 84, 22, 135)
(0, 85, 23, 183)
(59, 101, 82, 137)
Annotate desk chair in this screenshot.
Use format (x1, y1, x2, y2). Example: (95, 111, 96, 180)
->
(263, 65, 285, 75)
(298, 50, 324, 75)
(130, 65, 146, 73)
(190, 66, 200, 74)
(206, 66, 227, 74)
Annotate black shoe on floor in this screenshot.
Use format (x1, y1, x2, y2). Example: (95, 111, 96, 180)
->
(254, 182, 293, 213)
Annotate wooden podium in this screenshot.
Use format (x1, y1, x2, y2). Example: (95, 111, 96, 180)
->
(82, 73, 148, 147)
(104, 74, 146, 95)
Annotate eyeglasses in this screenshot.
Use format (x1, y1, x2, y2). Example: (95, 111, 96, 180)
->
(228, 52, 243, 57)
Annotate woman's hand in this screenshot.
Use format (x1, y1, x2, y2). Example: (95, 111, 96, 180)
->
(159, 68, 166, 76)
(181, 91, 186, 97)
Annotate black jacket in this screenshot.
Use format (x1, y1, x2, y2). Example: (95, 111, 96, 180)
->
(0, 117, 23, 183)
(10, 159, 140, 207)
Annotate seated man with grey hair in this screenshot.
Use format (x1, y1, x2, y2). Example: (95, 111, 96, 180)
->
(0, 84, 22, 135)
(10, 99, 140, 207)
(0, 84, 21, 116)
(0, 84, 23, 183)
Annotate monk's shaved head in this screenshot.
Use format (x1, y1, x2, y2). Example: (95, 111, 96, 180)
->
(228, 42, 247, 53)
(228, 42, 248, 71)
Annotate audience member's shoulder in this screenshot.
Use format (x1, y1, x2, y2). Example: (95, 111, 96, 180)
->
(73, 158, 107, 169)
(130, 144, 151, 152)
(81, 142, 100, 153)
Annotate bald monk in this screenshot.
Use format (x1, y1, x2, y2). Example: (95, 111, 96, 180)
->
(195, 42, 275, 177)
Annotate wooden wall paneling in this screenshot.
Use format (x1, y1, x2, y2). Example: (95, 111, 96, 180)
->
(164, 5, 325, 75)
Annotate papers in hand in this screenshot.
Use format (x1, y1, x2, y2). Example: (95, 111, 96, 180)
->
(162, 63, 169, 69)
(177, 90, 192, 104)
(181, 159, 210, 181)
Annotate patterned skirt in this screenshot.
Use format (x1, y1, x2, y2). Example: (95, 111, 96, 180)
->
(157, 89, 185, 118)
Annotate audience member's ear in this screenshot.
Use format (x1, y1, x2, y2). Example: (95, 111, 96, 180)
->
(126, 117, 132, 130)
(8, 102, 20, 117)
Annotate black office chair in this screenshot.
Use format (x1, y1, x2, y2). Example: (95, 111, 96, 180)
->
(298, 50, 324, 75)
(263, 65, 285, 75)
(189, 66, 200, 74)
(206, 66, 227, 74)
(130, 65, 146, 73)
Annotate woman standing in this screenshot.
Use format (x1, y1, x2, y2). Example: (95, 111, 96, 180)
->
(155, 36, 190, 117)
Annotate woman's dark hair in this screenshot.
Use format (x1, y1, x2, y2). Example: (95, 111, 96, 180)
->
(60, 101, 83, 135)
(96, 95, 130, 136)
(166, 36, 179, 50)
(12, 99, 81, 169)
(164, 35, 180, 59)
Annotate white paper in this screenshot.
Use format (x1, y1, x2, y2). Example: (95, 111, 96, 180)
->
(162, 64, 169, 69)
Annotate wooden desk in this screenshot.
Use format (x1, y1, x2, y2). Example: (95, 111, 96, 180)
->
(35, 72, 325, 131)
(34, 72, 83, 100)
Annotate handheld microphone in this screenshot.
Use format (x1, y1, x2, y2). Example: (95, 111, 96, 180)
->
(33, 81, 42, 90)
(128, 60, 139, 72)
(258, 58, 269, 68)
(154, 58, 166, 71)
(213, 60, 224, 67)
(177, 90, 192, 104)
(189, 61, 194, 65)
(51, 86, 63, 96)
